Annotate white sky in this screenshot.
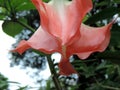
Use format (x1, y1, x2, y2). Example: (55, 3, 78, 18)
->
(0, 21, 51, 90)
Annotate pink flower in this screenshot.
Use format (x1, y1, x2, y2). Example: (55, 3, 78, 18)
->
(13, 0, 114, 75)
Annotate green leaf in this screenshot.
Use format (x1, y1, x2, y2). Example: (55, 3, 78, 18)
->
(97, 51, 120, 64)
(2, 20, 24, 37)
(0, 7, 7, 13)
(0, 7, 7, 20)
(46, 80, 51, 90)
(114, 0, 120, 3)
(0, 0, 6, 7)
(96, 1, 110, 7)
(15, 2, 35, 11)
(43, 0, 50, 3)
(110, 24, 120, 47)
(0, 15, 5, 20)
(110, 31, 120, 46)
(11, 0, 35, 11)
(85, 7, 120, 24)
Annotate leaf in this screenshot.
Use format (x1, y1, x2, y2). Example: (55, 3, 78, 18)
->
(114, 0, 120, 3)
(97, 51, 120, 64)
(2, 20, 24, 37)
(109, 24, 120, 47)
(43, 0, 50, 3)
(0, 0, 6, 7)
(110, 31, 120, 46)
(95, 1, 111, 7)
(85, 7, 120, 24)
(0, 15, 5, 20)
(15, 2, 35, 11)
(46, 80, 51, 90)
(0, 7, 7, 20)
(0, 7, 7, 13)
(11, 0, 35, 11)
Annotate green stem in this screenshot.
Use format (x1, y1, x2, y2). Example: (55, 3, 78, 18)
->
(7, 0, 16, 16)
(7, 0, 13, 11)
(16, 20, 35, 32)
(47, 55, 62, 90)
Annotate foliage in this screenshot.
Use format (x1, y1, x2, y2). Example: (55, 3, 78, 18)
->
(0, 0, 120, 90)
(0, 73, 9, 90)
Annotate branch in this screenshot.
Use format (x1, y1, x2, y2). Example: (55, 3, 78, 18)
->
(16, 20, 35, 32)
(47, 55, 62, 90)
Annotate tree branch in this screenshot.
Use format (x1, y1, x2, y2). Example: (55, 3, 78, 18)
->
(47, 55, 62, 90)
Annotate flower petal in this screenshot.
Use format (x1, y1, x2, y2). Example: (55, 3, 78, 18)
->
(59, 57, 77, 75)
(12, 40, 30, 54)
(67, 22, 113, 59)
(73, 0, 93, 18)
(76, 52, 93, 60)
(31, 0, 93, 45)
(13, 27, 60, 54)
(31, 0, 61, 39)
(62, 0, 93, 45)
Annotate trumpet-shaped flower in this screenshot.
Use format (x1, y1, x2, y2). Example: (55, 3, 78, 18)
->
(13, 0, 114, 75)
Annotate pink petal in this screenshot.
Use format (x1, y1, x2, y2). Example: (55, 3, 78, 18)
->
(12, 40, 30, 54)
(13, 27, 61, 54)
(31, 0, 93, 45)
(59, 57, 77, 75)
(31, 0, 61, 39)
(76, 52, 93, 60)
(73, 0, 93, 18)
(67, 22, 113, 59)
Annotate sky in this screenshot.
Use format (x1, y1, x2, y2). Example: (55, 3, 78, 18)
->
(0, 21, 53, 89)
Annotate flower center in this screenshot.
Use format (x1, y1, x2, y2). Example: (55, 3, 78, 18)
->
(62, 45, 66, 58)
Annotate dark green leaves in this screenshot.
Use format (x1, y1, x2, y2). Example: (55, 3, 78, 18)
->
(15, 2, 35, 11)
(85, 7, 120, 24)
(0, 0, 36, 20)
(114, 0, 120, 3)
(2, 21, 24, 37)
(0, 0, 36, 37)
(8, 0, 35, 12)
(0, 73, 9, 90)
(12, 0, 35, 11)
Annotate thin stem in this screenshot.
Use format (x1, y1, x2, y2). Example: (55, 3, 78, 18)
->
(8, 0, 13, 11)
(47, 55, 62, 90)
(7, 0, 16, 16)
(16, 20, 35, 32)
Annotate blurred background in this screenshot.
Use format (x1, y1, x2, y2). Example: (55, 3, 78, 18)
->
(0, 0, 120, 90)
